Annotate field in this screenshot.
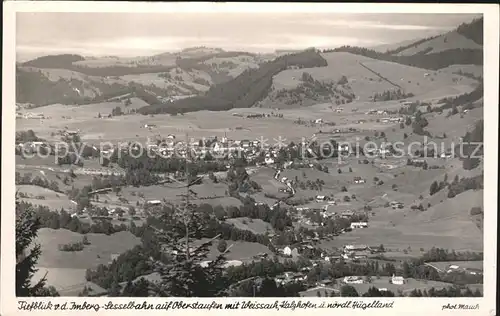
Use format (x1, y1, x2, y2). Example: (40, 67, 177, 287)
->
(333, 276, 459, 295)
(35, 228, 141, 269)
(17, 185, 76, 212)
(428, 261, 483, 272)
(191, 238, 273, 262)
(226, 217, 274, 235)
(115, 182, 242, 208)
(262, 51, 478, 108)
(320, 189, 483, 253)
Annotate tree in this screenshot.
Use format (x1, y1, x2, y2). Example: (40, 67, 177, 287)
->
(429, 181, 439, 195)
(217, 240, 228, 253)
(82, 235, 90, 245)
(340, 285, 359, 297)
(148, 182, 229, 297)
(128, 206, 136, 216)
(16, 198, 58, 296)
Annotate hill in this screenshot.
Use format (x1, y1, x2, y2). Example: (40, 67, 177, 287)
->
(137, 49, 328, 115)
(325, 18, 483, 70)
(17, 49, 272, 107)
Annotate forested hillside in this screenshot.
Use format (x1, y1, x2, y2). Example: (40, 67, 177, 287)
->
(138, 49, 327, 114)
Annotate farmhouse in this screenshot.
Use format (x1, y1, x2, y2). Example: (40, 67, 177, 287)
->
(350, 222, 368, 229)
(463, 268, 483, 276)
(145, 200, 162, 206)
(341, 210, 354, 218)
(343, 276, 364, 284)
(391, 275, 406, 285)
(316, 279, 334, 287)
(353, 177, 366, 184)
(344, 244, 368, 252)
(390, 201, 404, 209)
(338, 144, 350, 152)
(316, 195, 328, 202)
(65, 130, 80, 137)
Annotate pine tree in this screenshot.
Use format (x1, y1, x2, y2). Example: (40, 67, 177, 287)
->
(430, 181, 439, 195)
(148, 137, 229, 297)
(16, 198, 47, 296)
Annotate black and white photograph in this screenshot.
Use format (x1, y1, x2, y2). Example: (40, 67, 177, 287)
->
(2, 2, 498, 315)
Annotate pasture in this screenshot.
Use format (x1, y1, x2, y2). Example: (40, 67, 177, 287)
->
(190, 238, 273, 262)
(320, 189, 483, 253)
(266, 52, 477, 106)
(334, 276, 458, 295)
(226, 217, 274, 235)
(17, 184, 76, 212)
(428, 261, 483, 272)
(35, 228, 141, 269)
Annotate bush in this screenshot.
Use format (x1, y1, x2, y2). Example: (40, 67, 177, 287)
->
(58, 241, 84, 252)
(470, 207, 482, 216)
(217, 239, 228, 253)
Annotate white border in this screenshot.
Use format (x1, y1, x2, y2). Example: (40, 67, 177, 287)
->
(2, 2, 498, 316)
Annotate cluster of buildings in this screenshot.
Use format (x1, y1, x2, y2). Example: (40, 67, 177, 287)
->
(341, 244, 372, 261)
(380, 117, 405, 124)
(274, 271, 308, 286)
(446, 264, 483, 276)
(16, 112, 46, 120)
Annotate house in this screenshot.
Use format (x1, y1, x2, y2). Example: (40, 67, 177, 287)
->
(65, 130, 80, 137)
(283, 246, 292, 256)
(241, 140, 251, 148)
(391, 202, 404, 209)
(265, 157, 275, 165)
(464, 268, 483, 276)
(350, 222, 368, 229)
(316, 195, 328, 202)
(145, 200, 162, 206)
(353, 177, 366, 184)
(338, 144, 350, 152)
(340, 211, 354, 218)
(343, 276, 364, 284)
(391, 275, 406, 285)
(344, 244, 368, 252)
(316, 279, 334, 287)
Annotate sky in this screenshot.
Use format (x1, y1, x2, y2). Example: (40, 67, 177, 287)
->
(16, 12, 480, 61)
